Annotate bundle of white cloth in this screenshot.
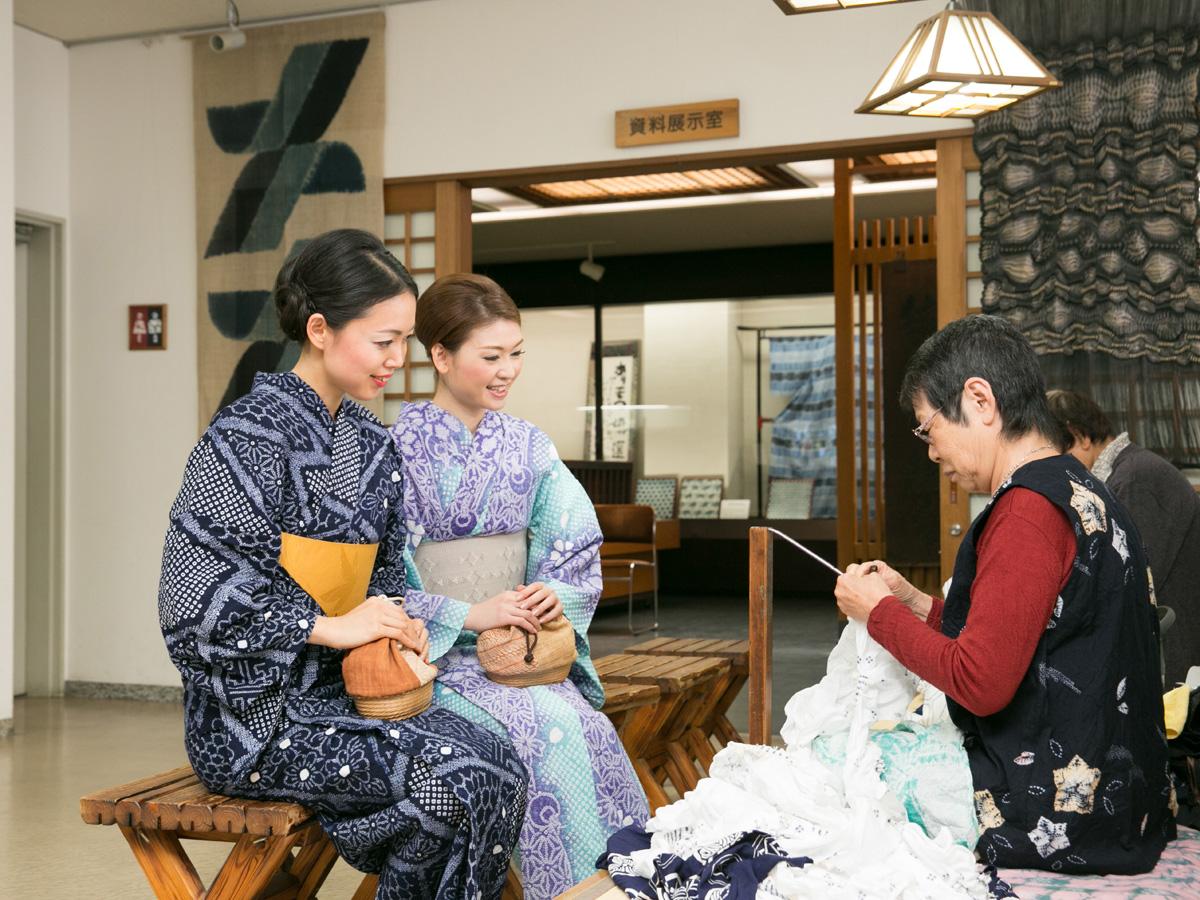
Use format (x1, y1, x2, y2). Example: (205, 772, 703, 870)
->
(619, 621, 990, 899)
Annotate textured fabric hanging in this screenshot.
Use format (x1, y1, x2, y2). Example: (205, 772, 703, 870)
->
(973, 24, 1200, 364)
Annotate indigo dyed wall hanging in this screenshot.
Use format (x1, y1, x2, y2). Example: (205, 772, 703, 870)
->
(193, 13, 384, 429)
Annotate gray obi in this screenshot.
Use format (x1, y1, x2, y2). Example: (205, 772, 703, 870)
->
(412, 531, 528, 604)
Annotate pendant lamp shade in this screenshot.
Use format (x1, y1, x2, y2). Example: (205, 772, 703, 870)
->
(773, 0, 922, 12)
(857, 10, 1059, 117)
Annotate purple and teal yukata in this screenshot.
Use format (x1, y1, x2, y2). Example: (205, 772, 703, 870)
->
(158, 373, 527, 899)
(392, 401, 649, 900)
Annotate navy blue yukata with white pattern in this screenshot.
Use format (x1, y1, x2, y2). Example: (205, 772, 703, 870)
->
(158, 372, 527, 899)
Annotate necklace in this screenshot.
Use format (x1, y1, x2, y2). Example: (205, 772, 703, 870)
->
(992, 444, 1055, 498)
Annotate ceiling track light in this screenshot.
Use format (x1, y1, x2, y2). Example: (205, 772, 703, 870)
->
(210, 0, 246, 52)
(857, 5, 1059, 118)
(579, 244, 606, 282)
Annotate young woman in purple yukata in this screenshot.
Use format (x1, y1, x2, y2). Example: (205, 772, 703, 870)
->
(390, 274, 649, 899)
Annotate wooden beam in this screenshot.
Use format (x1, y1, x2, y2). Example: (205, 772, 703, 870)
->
(434, 180, 472, 276)
(934, 136, 971, 585)
(384, 128, 974, 189)
(748, 527, 774, 747)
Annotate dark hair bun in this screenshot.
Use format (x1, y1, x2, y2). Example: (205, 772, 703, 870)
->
(275, 276, 313, 343)
(270, 229, 419, 344)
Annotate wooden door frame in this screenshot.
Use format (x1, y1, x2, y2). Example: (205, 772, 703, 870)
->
(384, 126, 975, 576)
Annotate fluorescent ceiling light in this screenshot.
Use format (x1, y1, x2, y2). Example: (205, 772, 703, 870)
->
(473, 177, 935, 223)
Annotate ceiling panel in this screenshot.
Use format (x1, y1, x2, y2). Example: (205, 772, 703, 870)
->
(473, 183, 935, 264)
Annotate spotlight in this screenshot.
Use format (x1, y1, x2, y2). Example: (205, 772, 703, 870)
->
(580, 244, 606, 282)
(210, 29, 245, 51)
(210, 0, 245, 52)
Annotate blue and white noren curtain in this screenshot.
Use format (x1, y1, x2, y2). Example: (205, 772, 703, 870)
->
(193, 13, 385, 430)
(769, 336, 876, 518)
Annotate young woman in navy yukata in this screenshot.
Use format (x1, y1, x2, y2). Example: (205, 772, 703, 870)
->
(158, 230, 527, 900)
(391, 274, 649, 900)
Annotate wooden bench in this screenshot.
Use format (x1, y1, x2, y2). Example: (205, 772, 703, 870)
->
(561, 529, 778, 897)
(625, 637, 749, 750)
(593, 652, 730, 812)
(80, 766, 340, 899)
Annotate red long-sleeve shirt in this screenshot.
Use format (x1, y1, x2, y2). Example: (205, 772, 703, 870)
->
(867, 487, 1076, 717)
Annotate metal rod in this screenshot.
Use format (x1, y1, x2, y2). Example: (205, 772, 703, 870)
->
(593, 299, 604, 461)
(764, 527, 844, 577)
(756, 326, 764, 516)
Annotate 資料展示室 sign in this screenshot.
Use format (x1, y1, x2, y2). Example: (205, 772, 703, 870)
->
(615, 99, 739, 148)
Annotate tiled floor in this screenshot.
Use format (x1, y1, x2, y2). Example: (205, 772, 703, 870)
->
(0, 592, 840, 898)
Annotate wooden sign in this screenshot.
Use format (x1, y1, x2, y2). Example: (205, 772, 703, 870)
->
(615, 98, 739, 148)
(129, 304, 168, 350)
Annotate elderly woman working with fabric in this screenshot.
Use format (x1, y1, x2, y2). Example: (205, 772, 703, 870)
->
(835, 315, 1175, 875)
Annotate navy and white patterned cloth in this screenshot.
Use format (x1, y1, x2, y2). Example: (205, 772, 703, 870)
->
(159, 372, 528, 899)
(768, 336, 875, 518)
(600, 826, 812, 899)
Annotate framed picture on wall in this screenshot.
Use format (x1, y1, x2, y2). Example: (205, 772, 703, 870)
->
(129, 304, 168, 351)
(678, 475, 724, 519)
(635, 476, 679, 520)
(766, 476, 815, 519)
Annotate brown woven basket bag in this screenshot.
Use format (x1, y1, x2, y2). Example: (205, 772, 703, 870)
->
(477, 615, 576, 687)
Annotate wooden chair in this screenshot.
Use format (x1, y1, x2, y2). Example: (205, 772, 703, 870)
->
(79, 766, 339, 899)
(595, 503, 659, 634)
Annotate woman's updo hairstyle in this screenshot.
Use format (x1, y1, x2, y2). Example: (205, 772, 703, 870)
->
(274, 228, 418, 343)
(415, 274, 521, 353)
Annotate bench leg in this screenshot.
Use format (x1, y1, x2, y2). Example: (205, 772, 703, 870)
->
(205, 830, 306, 900)
(285, 827, 340, 899)
(119, 826, 204, 900)
(352, 874, 379, 900)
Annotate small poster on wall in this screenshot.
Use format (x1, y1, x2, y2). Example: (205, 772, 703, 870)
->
(584, 340, 640, 462)
(129, 305, 168, 351)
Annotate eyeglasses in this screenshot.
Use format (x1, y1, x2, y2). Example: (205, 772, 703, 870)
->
(912, 406, 942, 444)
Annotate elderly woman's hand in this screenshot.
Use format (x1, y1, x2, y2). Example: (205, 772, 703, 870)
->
(835, 565, 894, 623)
(855, 559, 931, 618)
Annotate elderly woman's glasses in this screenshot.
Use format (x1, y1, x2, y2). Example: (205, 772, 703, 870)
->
(912, 407, 942, 444)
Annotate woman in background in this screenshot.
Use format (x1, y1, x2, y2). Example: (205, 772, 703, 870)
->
(158, 230, 526, 899)
(392, 273, 649, 900)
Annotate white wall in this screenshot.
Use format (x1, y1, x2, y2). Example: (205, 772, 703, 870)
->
(14, 26, 68, 219)
(383, 0, 959, 177)
(502, 305, 645, 459)
(1, 0, 17, 722)
(65, 36, 195, 686)
(44, 0, 961, 688)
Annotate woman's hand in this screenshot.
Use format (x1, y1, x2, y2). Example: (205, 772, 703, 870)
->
(407, 618, 430, 660)
(835, 568, 894, 623)
(308, 595, 421, 651)
(853, 560, 931, 619)
(516, 582, 563, 623)
(463, 590, 541, 634)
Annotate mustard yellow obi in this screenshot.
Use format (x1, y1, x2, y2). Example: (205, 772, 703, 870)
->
(278, 532, 379, 616)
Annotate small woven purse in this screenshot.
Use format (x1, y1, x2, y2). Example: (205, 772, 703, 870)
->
(477, 615, 576, 687)
(342, 627, 438, 720)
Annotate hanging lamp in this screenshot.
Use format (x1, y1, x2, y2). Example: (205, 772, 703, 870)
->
(773, 0, 922, 13)
(857, 6, 1059, 117)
